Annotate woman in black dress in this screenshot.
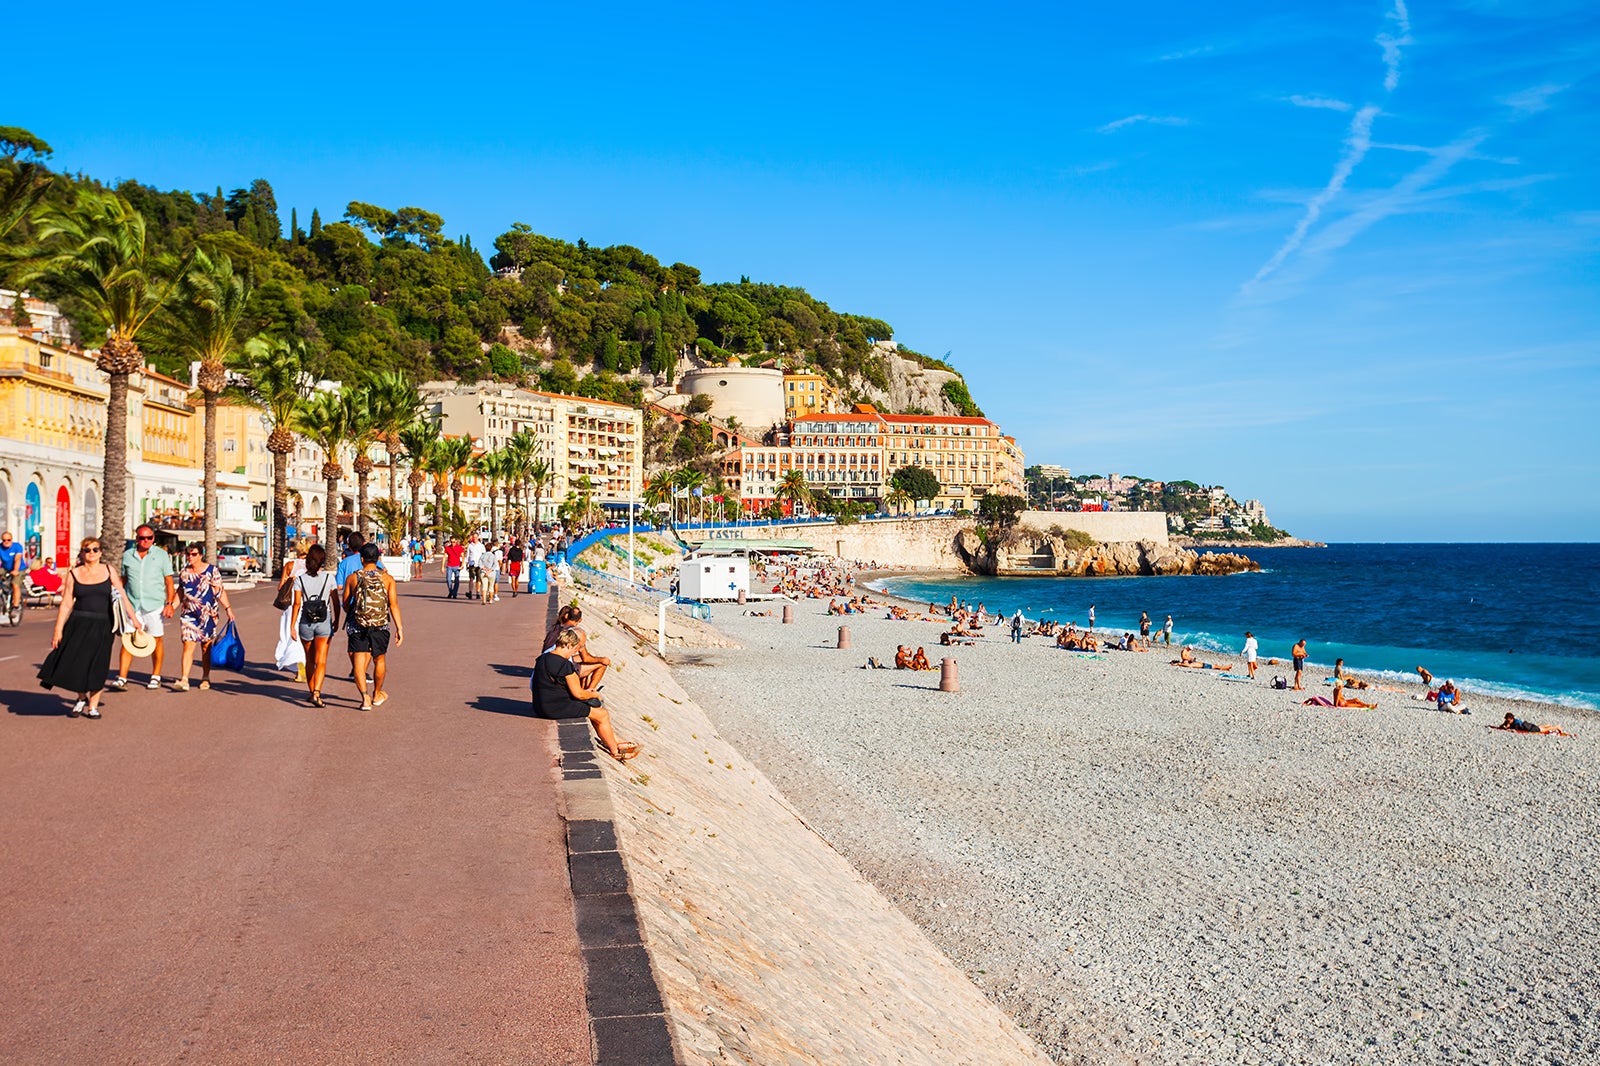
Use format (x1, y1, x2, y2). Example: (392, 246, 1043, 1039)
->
(38, 537, 137, 719)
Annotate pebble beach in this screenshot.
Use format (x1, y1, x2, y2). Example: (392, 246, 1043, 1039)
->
(669, 580, 1600, 1064)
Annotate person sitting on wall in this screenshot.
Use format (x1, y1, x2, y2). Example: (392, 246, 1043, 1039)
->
(531, 628, 638, 761)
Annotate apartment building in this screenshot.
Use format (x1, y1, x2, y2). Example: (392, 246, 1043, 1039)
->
(423, 383, 643, 521)
(880, 410, 1023, 511)
(781, 371, 839, 421)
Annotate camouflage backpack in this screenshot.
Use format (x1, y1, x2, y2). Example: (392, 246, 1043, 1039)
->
(351, 569, 389, 628)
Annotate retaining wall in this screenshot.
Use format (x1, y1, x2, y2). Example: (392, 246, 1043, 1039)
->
(1015, 510, 1168, 545)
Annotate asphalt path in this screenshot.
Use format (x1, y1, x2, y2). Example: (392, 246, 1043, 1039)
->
(0, 569, 590, 1064)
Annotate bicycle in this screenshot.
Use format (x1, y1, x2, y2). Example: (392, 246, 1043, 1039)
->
(1, 575, 21, 627)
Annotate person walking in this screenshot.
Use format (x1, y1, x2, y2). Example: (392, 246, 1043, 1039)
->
(1163, 614, 1174, 647)
(1291, 638, 1308, 691)
(1139, 611, 1151, 648)
(110, 524, 177, 691)
(343, 542, 403, 711)
(173, 543, 234, 691)
(1243, 631, 1259, 679)
(479, 540, 500, 605)
(1088, 604, 1096, 630)
(464, 535, 484, 601)
(38, 537, 138, 719)
(1010, 609, 1024, 644)
(442, 536, 465, 599)
(293, 543, 341, 707)
(505, 539, 524, 598)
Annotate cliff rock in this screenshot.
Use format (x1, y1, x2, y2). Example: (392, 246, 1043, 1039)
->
(955, 527, 1260, 578)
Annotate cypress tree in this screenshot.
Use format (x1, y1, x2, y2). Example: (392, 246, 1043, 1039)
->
(309, 208, 321, 237)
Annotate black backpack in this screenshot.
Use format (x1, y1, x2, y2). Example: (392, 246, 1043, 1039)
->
(299, 575, 329, 625)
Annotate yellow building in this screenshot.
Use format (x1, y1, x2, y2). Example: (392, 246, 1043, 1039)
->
(0, 326, 108, 561)
(782, 371, 838, 420)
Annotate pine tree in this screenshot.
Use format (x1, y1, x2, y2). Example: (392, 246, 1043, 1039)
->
(291, 206, 302, 244)
(309, 207, 321, 237)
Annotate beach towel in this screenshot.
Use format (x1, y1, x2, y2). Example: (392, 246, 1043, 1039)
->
(1217, 673, 1253, 682)
(1301, 696, 1335, 706)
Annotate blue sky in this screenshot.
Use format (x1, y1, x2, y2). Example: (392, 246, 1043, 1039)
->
(16, 0, 1599, 541)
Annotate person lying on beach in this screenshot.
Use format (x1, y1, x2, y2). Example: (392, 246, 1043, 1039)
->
(1332, 682, 1377, 710)
(894, 645, 912, 669)
(742, 609, 771, 617)
(911, 647, 933, 671)
(861, 656, 889, 669)
(1171, 647, 1232, 670)
(1494, 713, 1572, 736)
(1333, 659, 1371, 689)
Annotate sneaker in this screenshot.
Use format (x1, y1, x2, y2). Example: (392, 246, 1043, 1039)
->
(147, 676, 162, 689)
(108, 677, 128, 691)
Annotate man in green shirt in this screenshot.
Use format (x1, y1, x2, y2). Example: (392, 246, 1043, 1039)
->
(111, 524, 177, 690)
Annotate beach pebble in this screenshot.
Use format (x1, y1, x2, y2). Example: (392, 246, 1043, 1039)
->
(675, 586, 1599, 1063)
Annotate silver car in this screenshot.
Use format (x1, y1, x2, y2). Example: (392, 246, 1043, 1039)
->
(215, 543, 259, 577)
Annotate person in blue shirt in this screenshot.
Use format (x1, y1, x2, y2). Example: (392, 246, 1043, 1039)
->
(0, 531, 25, 612)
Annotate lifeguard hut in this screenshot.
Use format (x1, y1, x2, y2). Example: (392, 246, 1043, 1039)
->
(678, 550, 749, 602)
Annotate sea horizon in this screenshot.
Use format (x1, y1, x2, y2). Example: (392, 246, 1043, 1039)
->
(868, 541, 1600, 711)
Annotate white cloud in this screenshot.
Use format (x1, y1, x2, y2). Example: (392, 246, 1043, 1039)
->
(1503, 83, 1568, 113)
(1097, 114, 1189, 134)
(1246, 105, 1380, 287)
(1376, 0, 1413, 92)
(1286, 95, 1353, 111)
(1157, 44, 1217, 61)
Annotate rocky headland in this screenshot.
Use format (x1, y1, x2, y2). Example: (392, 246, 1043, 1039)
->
(955, 526, 1260, 577)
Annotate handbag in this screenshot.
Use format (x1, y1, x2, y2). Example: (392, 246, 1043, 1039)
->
(209, 620, 246, 671)
(110, 586, 131, 635)
(272, 573, 295, 611)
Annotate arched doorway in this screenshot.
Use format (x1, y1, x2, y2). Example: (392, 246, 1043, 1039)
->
(83, 485, 99, 544)
(54, 486, 71, 566)
(24, 482, 42, 560)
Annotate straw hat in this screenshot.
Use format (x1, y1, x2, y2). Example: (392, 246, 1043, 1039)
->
(121, 629, 157, 658)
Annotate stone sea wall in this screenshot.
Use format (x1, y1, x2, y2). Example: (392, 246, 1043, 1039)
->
(1015, 510, 1169, 545)
(572, 593, 1054, 1065)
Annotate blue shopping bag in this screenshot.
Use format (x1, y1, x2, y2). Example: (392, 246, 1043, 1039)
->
(209, 620, 246, 671)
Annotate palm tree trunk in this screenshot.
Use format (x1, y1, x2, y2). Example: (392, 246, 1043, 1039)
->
(100, 372, 131, 547)
(489, 493, 498, 539)
(356, 473, 369, 538)
(272, 454, 289, 579)
(434, 486, 445, 552)
(325, 478, 337, 547)
(387, 445, 399, 504)
(203, 390, 219, 562)
(410, 483, 421, 543)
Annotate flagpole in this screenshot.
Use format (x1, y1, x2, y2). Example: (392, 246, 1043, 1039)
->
(627, 446, 635, 585)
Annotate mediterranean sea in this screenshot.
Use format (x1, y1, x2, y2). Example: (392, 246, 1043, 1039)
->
(870, 542, 1600, 710)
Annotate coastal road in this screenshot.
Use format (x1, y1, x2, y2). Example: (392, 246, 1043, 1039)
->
(0, 571, 590, 1064)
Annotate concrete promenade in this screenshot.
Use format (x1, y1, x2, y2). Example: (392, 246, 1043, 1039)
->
(0, 571, 591, 1064)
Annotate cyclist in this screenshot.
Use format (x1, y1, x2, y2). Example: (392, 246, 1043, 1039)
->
(0, 531, 26, 623)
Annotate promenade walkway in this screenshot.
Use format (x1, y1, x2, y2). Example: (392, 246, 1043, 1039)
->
(0, 571, 591, 1064)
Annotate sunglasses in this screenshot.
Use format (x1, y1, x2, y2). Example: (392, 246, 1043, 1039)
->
(137, 535, 155, 541)
(186, 550, 202, 557)
(84, 547, 102, 553)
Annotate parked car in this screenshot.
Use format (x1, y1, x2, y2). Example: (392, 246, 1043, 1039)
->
(215, 542, 260, 577)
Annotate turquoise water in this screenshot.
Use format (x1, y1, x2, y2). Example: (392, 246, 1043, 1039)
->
(868, 543, 1600, 709)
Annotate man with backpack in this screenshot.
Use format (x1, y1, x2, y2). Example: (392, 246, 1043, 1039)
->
(343, 542, 404, 711)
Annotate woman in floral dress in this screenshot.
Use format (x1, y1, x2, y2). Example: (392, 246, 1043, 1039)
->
(174, 542, 235, 691)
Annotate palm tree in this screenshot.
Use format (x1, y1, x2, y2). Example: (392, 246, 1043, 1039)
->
(26, 190, 193, 545)
(777, 469, 811, 519)
(226, 336, 312, 576)
(368, 371, 425, 506)
(527, 457, 553, 531)
(436, 434, 477, 526)
(159, 249, 254, 562)
(672, 467, 705, 524)
(424, 441, 454, 552)
(643, 472, 673, 526)
(397, 419, 440, 543)
(502, 430, 538, 535)
(471, 449, 505, 538)
(294, 389, 352, 545)
(886, 487, 911, 516)
(343, 386, 377, 537)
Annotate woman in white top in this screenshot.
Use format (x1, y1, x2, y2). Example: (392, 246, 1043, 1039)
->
(479, 543, 501, 605)
(292, 543, 342, 707)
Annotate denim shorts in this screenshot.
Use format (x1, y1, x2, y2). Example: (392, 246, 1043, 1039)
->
(297, 620, 333, 641)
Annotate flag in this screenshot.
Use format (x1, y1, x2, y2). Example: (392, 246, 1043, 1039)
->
(692, 487, 703, 496)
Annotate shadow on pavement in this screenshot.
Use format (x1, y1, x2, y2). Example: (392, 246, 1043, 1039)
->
(487, 663, 528, 676)
(4, 687, 76, 716)
(470, 695, 531, 717)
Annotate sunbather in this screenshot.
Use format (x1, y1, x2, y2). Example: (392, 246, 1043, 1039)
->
(894, 645, 912, 669)
(1171, 646, 1232, 670)
(911, 647, 933, 671)
(1495, 713, 1572, 736)
(1332, 682, 1376, 709)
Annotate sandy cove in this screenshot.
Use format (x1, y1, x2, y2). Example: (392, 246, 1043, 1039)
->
(667, 584, 1600, 1065)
